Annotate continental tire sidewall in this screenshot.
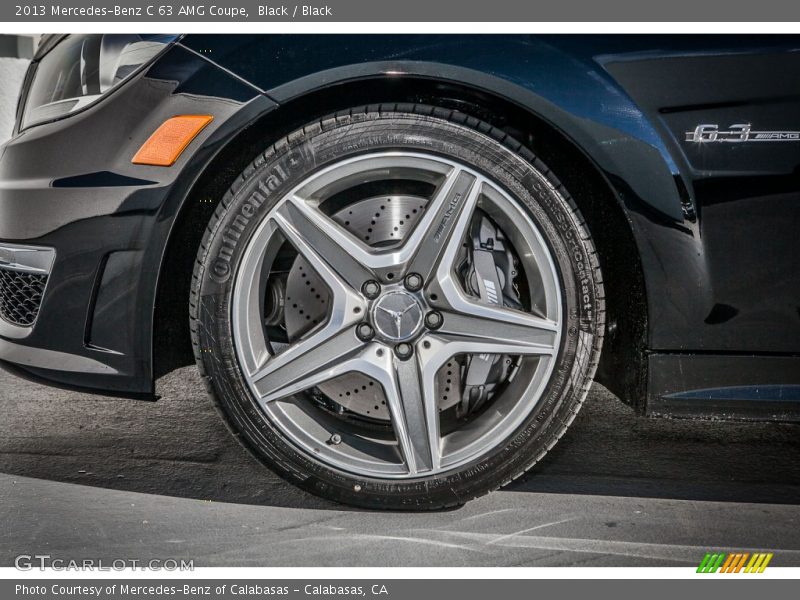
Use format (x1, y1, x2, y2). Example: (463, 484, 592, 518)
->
(192, 107, 603, 509)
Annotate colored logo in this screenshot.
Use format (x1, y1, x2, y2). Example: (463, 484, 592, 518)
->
(697, 552, 773, 573)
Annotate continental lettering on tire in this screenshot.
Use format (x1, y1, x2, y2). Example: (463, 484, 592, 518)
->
(210, 163, 291, 283)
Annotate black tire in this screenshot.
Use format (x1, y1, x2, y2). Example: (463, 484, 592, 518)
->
(190, 104, 604, 510)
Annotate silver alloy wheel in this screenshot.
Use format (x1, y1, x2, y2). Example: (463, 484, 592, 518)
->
(232, 151, 562, 478)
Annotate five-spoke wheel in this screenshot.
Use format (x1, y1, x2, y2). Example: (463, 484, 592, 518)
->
(192, 106, 603, 508)
(233, 153, 561, 477)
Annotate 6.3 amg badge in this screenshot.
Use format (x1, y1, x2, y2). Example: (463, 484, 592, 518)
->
(686, 124, 800, 143)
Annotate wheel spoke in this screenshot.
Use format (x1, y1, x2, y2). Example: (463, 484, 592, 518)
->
(274, 198, 373, 291)
(252, 326, 364, 402)
(405, 169, 480, 281)
(437, 305, 558, 355)
(383, 356, 441, 474)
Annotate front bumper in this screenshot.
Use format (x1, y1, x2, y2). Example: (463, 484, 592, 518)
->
(0, 44, 262, 398)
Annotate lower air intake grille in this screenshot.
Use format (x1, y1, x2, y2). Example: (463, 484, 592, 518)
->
(0, 267, 48, 327)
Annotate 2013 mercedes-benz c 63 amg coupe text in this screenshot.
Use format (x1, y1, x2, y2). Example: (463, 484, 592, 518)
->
(1, 34, 798, 509)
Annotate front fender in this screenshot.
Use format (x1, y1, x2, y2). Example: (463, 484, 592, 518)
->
(181, 34, 706, 354)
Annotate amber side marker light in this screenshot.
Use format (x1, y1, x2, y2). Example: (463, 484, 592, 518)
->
(132, 115, 214, 167)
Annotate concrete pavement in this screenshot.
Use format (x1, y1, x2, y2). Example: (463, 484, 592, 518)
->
(2, 367, 799, 566)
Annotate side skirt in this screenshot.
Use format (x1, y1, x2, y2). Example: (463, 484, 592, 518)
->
(647, 353, 800, 422)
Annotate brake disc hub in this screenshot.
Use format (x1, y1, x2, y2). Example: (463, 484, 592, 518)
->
(282, 195, 518, 421)
(285, 195, 431, 420)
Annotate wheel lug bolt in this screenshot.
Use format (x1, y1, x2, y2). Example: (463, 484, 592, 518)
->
(356, 323, 375, 341)
(425, 311, 443, 330)
(394, 343, 413, 360)
(404, 272, 423, 292)
(362, 280, 381, 299)
(329, 434, 342, 445)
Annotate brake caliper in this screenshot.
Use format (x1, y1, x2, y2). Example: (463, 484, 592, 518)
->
(458, 212, 521, 416)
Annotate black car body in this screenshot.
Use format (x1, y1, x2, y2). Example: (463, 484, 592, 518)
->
(1, 34, 799, 421)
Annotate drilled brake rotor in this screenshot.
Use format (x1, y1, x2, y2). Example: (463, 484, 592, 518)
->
(284, 195, 463, 420)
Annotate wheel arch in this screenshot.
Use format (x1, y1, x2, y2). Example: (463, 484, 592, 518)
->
(153, 71, 649, 410)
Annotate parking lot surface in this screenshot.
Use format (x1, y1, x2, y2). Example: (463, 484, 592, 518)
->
(2, 367, 799, 567)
